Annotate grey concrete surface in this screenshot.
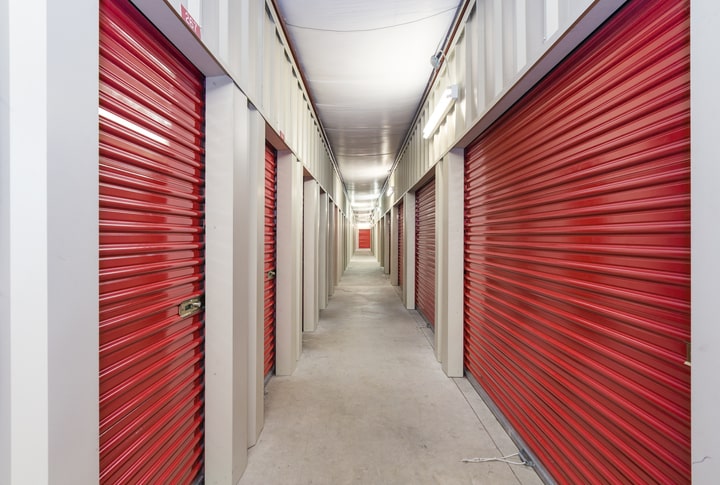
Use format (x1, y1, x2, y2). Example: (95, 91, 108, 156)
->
(238, 250, 543, 485)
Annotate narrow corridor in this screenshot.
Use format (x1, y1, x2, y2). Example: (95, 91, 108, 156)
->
(2, 1, 705, 483)
(239, 251, 542, 485)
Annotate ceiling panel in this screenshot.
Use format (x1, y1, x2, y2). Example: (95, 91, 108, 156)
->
(275, 0, 461, 211)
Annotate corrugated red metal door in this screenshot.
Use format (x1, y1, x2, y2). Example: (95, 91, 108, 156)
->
(397, 201, 404, 288)
(264, 143, 277, 377)
(99, 0, 205, 482)
(358, 228, 371, 249)
(463, 1, 690, 483)
(415, 179, 435, 327)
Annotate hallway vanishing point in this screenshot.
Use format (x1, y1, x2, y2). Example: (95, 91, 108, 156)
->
(239, 250, 543, 485)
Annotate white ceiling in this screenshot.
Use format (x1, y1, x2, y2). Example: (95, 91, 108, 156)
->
(274, 0, 462, 219)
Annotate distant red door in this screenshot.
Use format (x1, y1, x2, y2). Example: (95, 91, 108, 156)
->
(264, 143, 277, 377)
(415, 179, 435, 328)
(464, 0, 690, 482)
(99, 0, 205, 482)
(358, 228, 371, 249)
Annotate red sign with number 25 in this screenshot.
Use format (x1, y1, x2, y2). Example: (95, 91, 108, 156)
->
(181, 5, 201, 38)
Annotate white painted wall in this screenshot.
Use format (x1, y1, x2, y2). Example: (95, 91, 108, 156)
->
(276, 152, 304, 375)
(2, 2, 99, 483)
(380, 221, 384, 265)
(1, 0, 10, 481)
(390, 205, 399, 286)
(204, 77, 250, 484)
(404, 193, 416, 310)
(9, 3, 50, 483)
(10, 6, 50, 478)
(246, 105, 266, 447)
(434, 162, 446, 363)
(372, 223, 379, 259)
(337, 209, 345, 284)
(327, 203, 336, 297)
(437, 149, 464, 377)
(349, 218, 354, 265)
(691, 0, 720, 481)
(319, 192, 329, 310)
(303, 180, 320, 332)
(47, 3, 100, 481)
(383, 216, 391, 275)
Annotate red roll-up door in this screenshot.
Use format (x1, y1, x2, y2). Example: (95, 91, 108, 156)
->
(358, 228, 371, 249)
(463, 1, 690, 483)
(397, 201, 404, 288)
(99, 0, 205, 482)
(264, 143, 277, 377)
(415, 178, 436, 328)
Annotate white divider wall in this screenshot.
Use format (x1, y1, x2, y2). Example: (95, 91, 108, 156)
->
(204, 79, 272, 480)
(376, 220, 380, 266)
(434, 162, 445, 363)
(404, 193, 416, 310)
(692, 0, 720, 479)
(319, 192, 329, 310)
(247, 104, 266, 446)
(380, 220, 385, 264)
(328, 204, 337, 296)
(391, 205, 399, 286)
(0, 4, 8, 478)
(384, 216, 391, 275)
(2, 2, 99, 483)
(205, 77, 252, 483)
(346, 216, 354, 269)
(435, 149, 464, 377)
(276, 152, 304, 375)
(373, 223, 379, 258)
(303, 180, 320, 332)
(336, 208, 344, 286)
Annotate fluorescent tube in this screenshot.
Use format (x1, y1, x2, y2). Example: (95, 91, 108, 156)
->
(422, 84, 458, 139)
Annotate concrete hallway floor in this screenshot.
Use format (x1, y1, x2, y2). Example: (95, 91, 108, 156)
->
(238, 250, 543, 485)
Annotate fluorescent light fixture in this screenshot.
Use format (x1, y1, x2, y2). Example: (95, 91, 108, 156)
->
(422, 84, 458, 139)
(386, 186, 394, 197)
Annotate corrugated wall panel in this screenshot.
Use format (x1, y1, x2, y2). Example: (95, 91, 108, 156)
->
(463, 1, 690, 483)
(415, 179, 436, 328)
(264, 143, 277, 377)
(260, 8, 337, 201)
(99, 0, 205, 483)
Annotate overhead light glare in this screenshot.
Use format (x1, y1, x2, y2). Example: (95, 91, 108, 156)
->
(386, 186, 394, 197)
(422, 84, 458, 139)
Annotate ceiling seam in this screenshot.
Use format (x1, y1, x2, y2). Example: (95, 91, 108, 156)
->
(284, 6, 458, 33)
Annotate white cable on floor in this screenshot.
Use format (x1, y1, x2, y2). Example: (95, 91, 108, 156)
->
(461, 452, 527, 466)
